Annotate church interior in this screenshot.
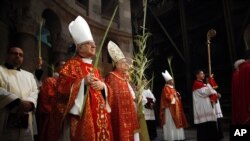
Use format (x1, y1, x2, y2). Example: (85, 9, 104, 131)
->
(0, 0, 250, 140)
(131, 0, 250, 129)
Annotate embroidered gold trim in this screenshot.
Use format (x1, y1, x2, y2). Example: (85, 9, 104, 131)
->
(110, 72, 128, 81)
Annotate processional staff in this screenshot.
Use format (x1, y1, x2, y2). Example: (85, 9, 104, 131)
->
(207, 29, 216, 76)
(206, 29, 218, 89)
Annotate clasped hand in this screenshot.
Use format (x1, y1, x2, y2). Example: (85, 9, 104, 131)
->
(17, 100, 33, 114)
(86, 73, 104, 91)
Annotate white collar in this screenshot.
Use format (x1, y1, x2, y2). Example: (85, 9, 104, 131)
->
(82, 58, 93, 64)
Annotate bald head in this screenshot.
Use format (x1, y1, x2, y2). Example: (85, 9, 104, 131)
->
(234, 59, 245, 70)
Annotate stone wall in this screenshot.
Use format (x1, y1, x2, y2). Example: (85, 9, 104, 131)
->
(0, 0, 133, 77)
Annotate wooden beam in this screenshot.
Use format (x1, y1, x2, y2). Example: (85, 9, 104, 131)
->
(148, 6, 185, 62)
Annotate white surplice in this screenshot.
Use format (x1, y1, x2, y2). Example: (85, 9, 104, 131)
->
(193, 84, 217, 124)
(0, 65, 39, 141)
(206, 84, 223, 118)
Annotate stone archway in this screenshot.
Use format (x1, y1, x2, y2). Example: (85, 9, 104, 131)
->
(42, 9, 62, 64)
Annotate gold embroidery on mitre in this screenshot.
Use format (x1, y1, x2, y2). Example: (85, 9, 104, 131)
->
(108, 41, 125, 63)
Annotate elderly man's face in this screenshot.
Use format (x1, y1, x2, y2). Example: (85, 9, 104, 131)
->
(7, 47, 24, 68)
(116, 58, 129, 72)
(168, 79, 174, 85)
(77, 41, 96, 58)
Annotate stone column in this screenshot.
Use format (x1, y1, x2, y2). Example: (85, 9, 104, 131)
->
(119, 0, 132, 34)
(12, 0, 40, 72)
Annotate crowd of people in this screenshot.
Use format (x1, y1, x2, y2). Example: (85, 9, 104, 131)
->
(0, 15, 249, 141)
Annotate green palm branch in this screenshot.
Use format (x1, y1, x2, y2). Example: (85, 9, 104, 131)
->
(37, 17, 45, 58)
(167, 56, 174, 82)
(80, 5, 119, 117)
(131, 32, 151, 141)
(130, 0, 151, 140)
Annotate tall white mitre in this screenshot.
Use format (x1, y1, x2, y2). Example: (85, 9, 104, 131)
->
(107, 41, 125, 63)
(162, 70, 173, 82)
(68, 15, 94, 45)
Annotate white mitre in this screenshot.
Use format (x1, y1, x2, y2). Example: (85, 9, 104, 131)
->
(162, 70, 173, 82)
(68, 16, 94, 45)
(107, 41, 125, 63)
(234, 59, 245, 69)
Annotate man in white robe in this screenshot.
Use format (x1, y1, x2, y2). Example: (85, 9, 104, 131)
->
(205, 75, 224, 140)
(192, 70, 218, 141)
(0, 47, 39, 141)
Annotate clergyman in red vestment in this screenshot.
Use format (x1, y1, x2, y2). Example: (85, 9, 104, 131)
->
(37, 61, 65, 141)
(105, 41, 140, 141)
(231, 59, 245, 125)
(160, 70, 188, 141)
(238, 51, 250, 124)
(48, 16, 113, 141)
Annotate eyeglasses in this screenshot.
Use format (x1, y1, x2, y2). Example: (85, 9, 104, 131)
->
(79, 42, 96, 47)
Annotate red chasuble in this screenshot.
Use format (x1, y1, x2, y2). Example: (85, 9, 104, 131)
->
(238, 60, 250, 124)
(38, 77, 57, 141)
(105, 70, 140, 141)
(160, 85, 188, 128)
(48, 56, 113, 141)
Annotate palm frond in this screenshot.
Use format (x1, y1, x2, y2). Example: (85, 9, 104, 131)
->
(131, 32, 152, 106)
(167, 56, 175, 87)
(37, 17, 45, 58)
(132, 1, 151, 140)
(80, 5, 118, 117)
